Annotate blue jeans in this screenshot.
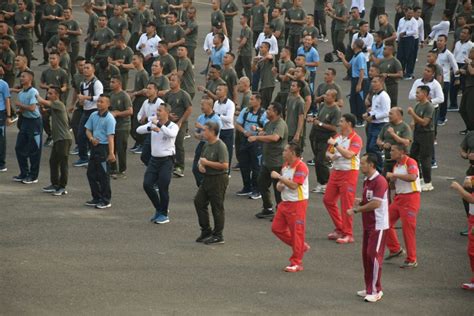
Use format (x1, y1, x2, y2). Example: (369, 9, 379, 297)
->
(366, 122, 385, 171)
(438, 81, 451, 123)
(143, 156, 174, 216)
(15, 117, 42, 179)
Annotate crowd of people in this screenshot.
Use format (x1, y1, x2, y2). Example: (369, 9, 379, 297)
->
(0, 0, 474, 303)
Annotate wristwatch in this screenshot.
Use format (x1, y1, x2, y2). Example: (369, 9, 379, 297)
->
(318, 122, 323, 127)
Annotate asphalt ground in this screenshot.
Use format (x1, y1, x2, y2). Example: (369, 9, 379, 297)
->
(1, 1, 474, 315)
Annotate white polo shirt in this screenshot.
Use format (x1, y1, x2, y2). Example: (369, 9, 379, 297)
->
(136, 33, 161, 58)
(137, 97, 164, 122)
(136, 120, 179, 157)
(397, 17, 418, 40)
(213, 98, 235, 130)
(453, 40, 474, 64)
(369, 90, 391, 124)
(255, 33, 279, 55)
(351, 32, 374, 62)
(408, 78, 444, 108)
(437, 48, 459, 82)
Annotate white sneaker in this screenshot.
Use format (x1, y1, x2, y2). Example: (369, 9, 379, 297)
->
(420, 178, 425, 186)
(357, 290, 367, 297)
(421, 182, 434, 192)
(311, 184, 326, 193)
(461, 282, 474, 290)
(364, 291, 383, 303)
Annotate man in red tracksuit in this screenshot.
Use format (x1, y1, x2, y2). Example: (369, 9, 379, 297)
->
(347, 153, 389, 303)
(385, 144, 421, 269)
(271, 142, 310, 273)
(324, 113, 363, 244)
(451, 177, 474, 291)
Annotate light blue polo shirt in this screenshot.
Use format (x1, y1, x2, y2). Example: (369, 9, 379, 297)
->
(350, 51, 368, 78)
(297, 46, 320, 72)
(18, 86, 40, 119)
(371, 43, 384, 60)
(210, 45, 227, 67)
(236, 107, 268, 134)
(85, 111, 116, 144)
(195, 112, 223, 137)
(0, 79, 10, 111)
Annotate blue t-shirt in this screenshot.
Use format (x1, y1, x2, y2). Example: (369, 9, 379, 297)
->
(18, 87, 40, 119)
(297, 46, 320, 72)
(85, 111, 116, 144)
(210, 46, 227, 67)
(0, 79, 10, 112)
(196, 112, 223, 140)
(371, 43, 384, 61)
(350, 51, 368, 78)
(236, 107, 268, 134)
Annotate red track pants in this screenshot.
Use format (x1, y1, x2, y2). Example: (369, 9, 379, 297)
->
(323, 170, 358, 237)
(272, 200, 308, 266)
(363, 229, 387, 295)
(468, 215, 474, 282)
(386, 193, 420, 263)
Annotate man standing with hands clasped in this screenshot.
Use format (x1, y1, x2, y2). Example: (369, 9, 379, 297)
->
(347, 153, 389, 303)
(271, 142, 310, 273)
(194, 121, 230, 245)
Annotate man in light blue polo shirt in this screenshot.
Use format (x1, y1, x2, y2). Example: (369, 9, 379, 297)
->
(84, 94, 116, 209)
(337, 38, 368, 127)
(0, 78, 11, 172)
(210, 33, 228, 68)
(235, 93, 268, 199)
(192, 95, 223, 187)
(297, 34, 320, 96)
(14, 70, 42, 184)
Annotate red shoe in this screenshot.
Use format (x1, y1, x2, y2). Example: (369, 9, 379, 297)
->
(284, 264, 304, 272)
(336, 235, 354, 244)
(304, 242, 311, 252)
(327, 230, 343, 240)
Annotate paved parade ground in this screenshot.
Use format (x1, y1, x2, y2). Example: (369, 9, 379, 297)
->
(1, 1, 474, 314)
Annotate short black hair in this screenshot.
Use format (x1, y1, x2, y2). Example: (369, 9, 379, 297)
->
(210, 64, 222, 71)
(363, 153, 378, 167)
(269, 102, 283, 116)
(392, 143, 408, 153)
(251, 92, 262, 102)
(359, 21, 368, 27)
(292, 80, 304, 90)
(287, 141, 303, 157)
(342, 113, 357, 128)
(417, 85, 431, 95)
(75, 55, 86, 63)
(204, 121, 220, 136)
(48, 86, 61, 96)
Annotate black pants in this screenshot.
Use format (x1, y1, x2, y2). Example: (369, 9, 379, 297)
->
(194, 173, 229, 238)
(226, 19, 234, 50)
(70, 106, 83, 145)
(17, 39, 32, 67)
(70, 41, 80, 76)
(87, 144, 111, 203)
(394, 11, 404, 30)
(78, 109, 97, 161)
(110, 129, 129, 173)
(42, 31, 57, 63)
(274, 92, 289, 119)
(131, 96, 146, 145)
(258, 164, 282, 210)
(422, 4, 434, 39)
(50, 139, 71, 188)
(397, 36, 416, 76)
(288, 34, 301, 61)
(238, 140, 261, 192)
(186, 45, 196, 64)
(192, 141, 205, 187)
(259, 87, 274, 109)
(236, 55, 252, 81)
(460, 86, 474, 131)
(333, 29, 345, 55)
(314, 9, 327, 37)
(143, 156, 173, 216)
(220, 129, 234, 173)
(350, 77, 368, 123)
(0, 111, 6, 168)
(450, 63, 465, 109)
(253, 30, 262, 47)
(41, 108, 51, 138)
(410, 131, 434, 184)
(140, 134, 152, 166)
(15, 117, 42, 179)
(309, 129, 331, 185)
(174, 122, 187, 169)
(369, 7, 385, 31)
(385, 83, 399, 107)
(34, 11, 42, 41)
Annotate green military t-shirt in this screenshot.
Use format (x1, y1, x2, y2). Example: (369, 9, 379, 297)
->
(258, 58, 276, 89)
(0, 48, 15, 77)
(287, 7, 306, 35)
(206, 78, 226, 94)
(251, 4, 266, 32)
(151, 0, 169, 27)
(378, 121, 412, 160)
(285, 94, 305, 137)
(96, 64, 120, 92)
(378, 57, 403, 86)
(221, 67, 238, 100)
(163, 89, 192, 120)
(461, 131, 474, 165)
(414, 102, 435, 133)
(242, 0, 253, 18)
(59, 52, 71, 76)
(177, 57, 196, 96)
(184, 19, 198, 48)
(14, 11, 34, 41)
(316, 82, 342, 101)
(379, 23, 396, 45)
(239, 25, 252, 57)
(240, 90, 251, 111)
(271, 17, 286, 49)
(162, 25, 185, 56)
(92, 27, 115, 58)
(221, 0, 239, 28)
(334, 3, 348, 31)
(50, 100, 73, 142)
(40, 67, 68, 100)
(314, 103, 341, 134)
(302, 25, 319, 39)
(135, 69, 149, 91)
(315, 0, 326, 10)
(63, 19, 80, 44)
(108, 16, 128, 36)
(148, 74, 170, 92)
(156, 53, 177, 75)
(211, 10, 226, 28)
(279, 59, 295, 93)
(108, 46, 134, 74)
(42, 3, 64, 33)
(109, 90, 132, 130)
(201, 139, 229, 175)
(262, 117, 288, 167)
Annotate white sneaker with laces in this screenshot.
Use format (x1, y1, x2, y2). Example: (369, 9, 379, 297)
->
(421, 182, 434, 192)
(357, 290, 366, 297)
(364, 291, 383, 302)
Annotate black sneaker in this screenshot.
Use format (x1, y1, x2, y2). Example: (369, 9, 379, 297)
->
(85, 199, 101, 207)
(196, 231, 213, 243)
(42, 184, 58, 193)
(236, 189, 252, 196)
(249, 192, 262, 200)
(204, 235, 225, 245)
(95, 201, 112, 209)
(52, 187, 68, 196)
(12, 175, 26, 182)
(255, 208, 274, 219)
(307, 159, 315, 166)
(22, 177, 38, 184)
(44, 137, 53, 147)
